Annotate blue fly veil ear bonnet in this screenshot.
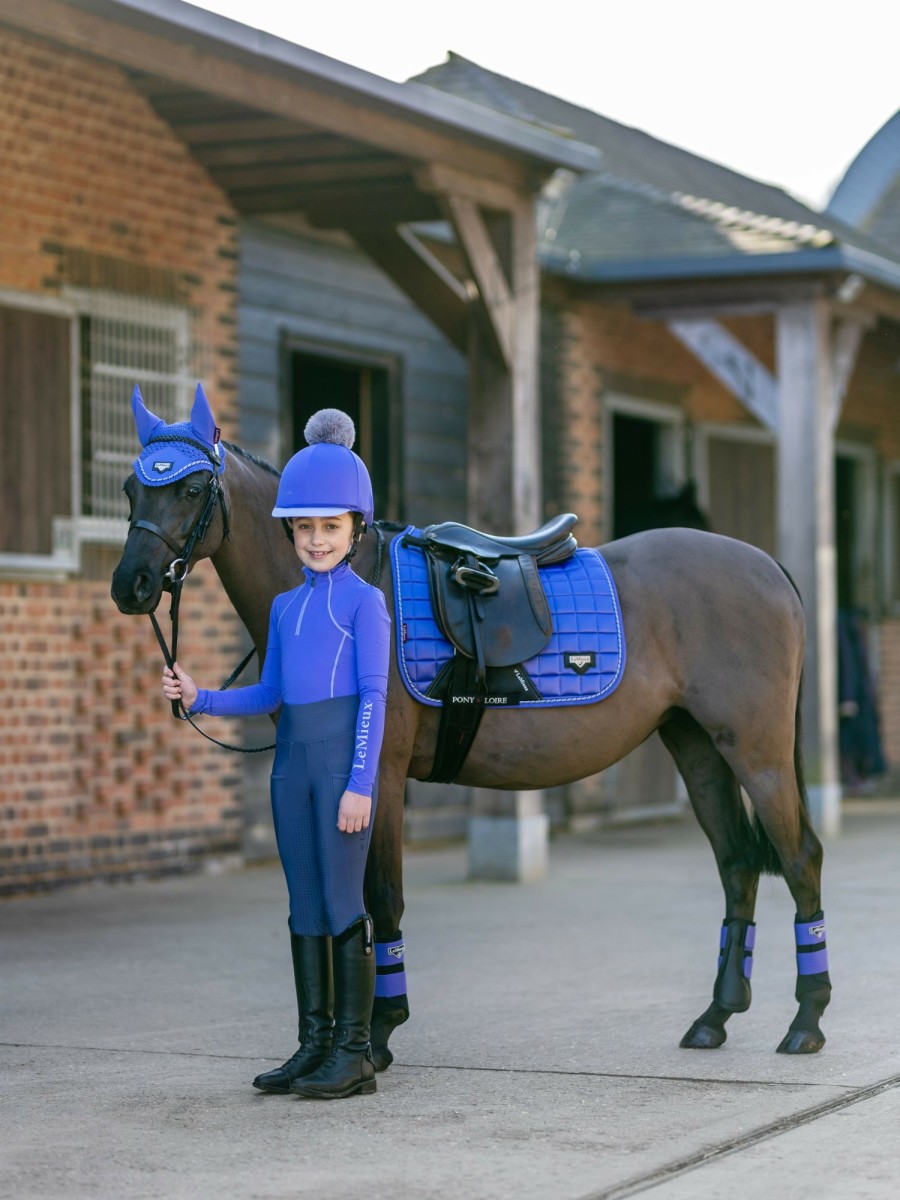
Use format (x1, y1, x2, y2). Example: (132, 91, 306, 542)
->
(131, 383, 226, 484)
(272, 409, 375, 526)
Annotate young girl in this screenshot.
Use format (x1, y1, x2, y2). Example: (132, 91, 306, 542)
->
(162, 409, 390, 1100)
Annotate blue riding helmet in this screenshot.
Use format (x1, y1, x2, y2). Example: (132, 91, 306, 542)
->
(273, 409, 374, 526)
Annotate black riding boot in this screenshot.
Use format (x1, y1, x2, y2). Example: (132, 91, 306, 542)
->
(292, 916, 376, 1100)
(252, 932, 333, 1094)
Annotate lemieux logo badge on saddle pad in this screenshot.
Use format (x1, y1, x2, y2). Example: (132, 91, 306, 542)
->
(564, 652, 596, 675)
(153, 461, 173, 473)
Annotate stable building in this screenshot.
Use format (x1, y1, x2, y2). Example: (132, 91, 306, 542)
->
(0, 0, 596, 890)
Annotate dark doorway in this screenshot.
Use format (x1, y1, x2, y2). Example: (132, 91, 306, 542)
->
(287, 348, 401, 522)
(835, 454, 858, 610)
(612, 413, 657, 539)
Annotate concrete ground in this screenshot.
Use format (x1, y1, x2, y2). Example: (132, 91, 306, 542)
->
(2, 803, 900, 1199)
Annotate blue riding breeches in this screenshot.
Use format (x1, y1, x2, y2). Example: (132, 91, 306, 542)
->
(271, 696, 377, 937)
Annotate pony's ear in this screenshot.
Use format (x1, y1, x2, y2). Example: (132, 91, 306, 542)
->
(130, 385, 165, 446)
(190, 383, 220, 446)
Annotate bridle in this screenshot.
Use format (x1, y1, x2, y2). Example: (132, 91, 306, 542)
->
(129, 434, 230, 721)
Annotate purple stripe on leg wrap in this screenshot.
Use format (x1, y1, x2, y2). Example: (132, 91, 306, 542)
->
(797, 947, 829, 975)
(375, 970, 408, 998)
(795, 917, 828, 976)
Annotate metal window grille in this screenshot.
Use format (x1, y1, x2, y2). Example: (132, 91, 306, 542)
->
(72, 290, 203, 537)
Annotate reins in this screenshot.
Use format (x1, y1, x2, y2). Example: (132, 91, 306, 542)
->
(139, 486, 387, 754)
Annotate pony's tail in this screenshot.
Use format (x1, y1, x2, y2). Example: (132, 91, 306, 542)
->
(752, 815, 784, 878)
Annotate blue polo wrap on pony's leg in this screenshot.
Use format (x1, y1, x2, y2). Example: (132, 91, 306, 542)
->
(794, 913, 829, 994)
(374, 934, 408, 1001)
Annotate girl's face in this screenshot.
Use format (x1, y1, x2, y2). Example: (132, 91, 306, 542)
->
(290, 513, 355, 573)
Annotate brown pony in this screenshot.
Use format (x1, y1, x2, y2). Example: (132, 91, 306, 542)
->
(112, 441, 830, 1068)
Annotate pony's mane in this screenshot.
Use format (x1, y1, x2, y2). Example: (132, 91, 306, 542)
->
(222, 441, 281, 478)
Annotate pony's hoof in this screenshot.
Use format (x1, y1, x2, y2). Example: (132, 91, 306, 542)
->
(680, 1021, 727, 1049)
(776, 1028, 825, 1054)
(369, 1043, 393, 1073)
(369, 1001, 408, 1073)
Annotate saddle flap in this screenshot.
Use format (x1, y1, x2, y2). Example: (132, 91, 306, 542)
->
(426, 552, 551, 668)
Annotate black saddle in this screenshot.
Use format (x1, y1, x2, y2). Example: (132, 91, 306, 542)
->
(414, 513, 577, 669)
(401, 513, 579, 783)
(421, 512, 578, 567)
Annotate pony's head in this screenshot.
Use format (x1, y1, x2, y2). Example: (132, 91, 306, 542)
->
(111, 384, 229, 614)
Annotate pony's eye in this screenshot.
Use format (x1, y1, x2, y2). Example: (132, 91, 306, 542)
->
(185, 485, 203, 499)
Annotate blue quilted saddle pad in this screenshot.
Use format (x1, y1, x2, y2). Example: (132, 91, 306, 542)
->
(390, 527, 626, 708)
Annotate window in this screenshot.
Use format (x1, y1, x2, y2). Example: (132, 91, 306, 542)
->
(0, 297, 74, 562)
(0, 288, 200, 572)
(75, 290, 195, 538)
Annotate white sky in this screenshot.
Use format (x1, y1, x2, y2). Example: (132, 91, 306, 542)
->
(187, 0, 898, 212)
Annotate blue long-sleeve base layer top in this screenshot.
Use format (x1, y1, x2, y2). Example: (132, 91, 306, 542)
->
(190, 560, 390, 797)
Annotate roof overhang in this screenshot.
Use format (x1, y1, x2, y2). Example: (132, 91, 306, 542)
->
(0, 0, 600, 225)
(543, 243, 900, 325)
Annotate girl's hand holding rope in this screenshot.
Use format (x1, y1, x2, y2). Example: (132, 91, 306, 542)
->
(162, 663, 199, 712)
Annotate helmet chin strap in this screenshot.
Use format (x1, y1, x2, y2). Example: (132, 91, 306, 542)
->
(344, 513, 366, 563)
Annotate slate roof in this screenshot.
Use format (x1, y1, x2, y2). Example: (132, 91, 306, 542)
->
(411, 54, 900, 290)
(828, 111, 900, 256)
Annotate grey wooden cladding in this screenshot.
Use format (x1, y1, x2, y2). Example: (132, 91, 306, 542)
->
(238, 222, 468, 523)
(0, 306, 71, 555)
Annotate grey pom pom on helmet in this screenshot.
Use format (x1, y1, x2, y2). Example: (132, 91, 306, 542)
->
(304, 409, 356, 449)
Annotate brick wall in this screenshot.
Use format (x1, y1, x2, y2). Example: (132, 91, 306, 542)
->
(0, 27, 247, 892)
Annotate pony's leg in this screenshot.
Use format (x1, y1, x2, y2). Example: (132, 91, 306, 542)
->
(659, 714, 761, 1050)
(740, 776, 830, 1055)
(364, 763, 409, 1072)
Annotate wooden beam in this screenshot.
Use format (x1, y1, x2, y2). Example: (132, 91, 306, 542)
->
(667, 318, 779, 432)
(442, 193, 515, 367)
(416, 163, 534, 213)
(193, 135, 373, 169)
(348, 225, 470, 353)
(212, 157, 410, 191)
(0, 0, 533, 187)
(830, 317, 869, 430)
(775, 299, 840, 835)
(509, 196, 541, 531)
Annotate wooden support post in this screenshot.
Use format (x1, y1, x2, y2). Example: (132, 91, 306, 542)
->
(443, 191, 546, 878)
(776, 300, 841, 836)
(443, 194, 541, 534)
